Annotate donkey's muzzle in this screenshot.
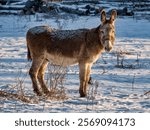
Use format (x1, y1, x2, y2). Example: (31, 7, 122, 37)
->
(104, 40, 113, 52)
(105, 46, 112, 52)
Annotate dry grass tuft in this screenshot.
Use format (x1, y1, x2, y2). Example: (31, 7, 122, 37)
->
(0, 68, 38, 104)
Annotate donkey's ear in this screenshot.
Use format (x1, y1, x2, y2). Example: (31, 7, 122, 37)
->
(110, 10, 117, 23)
(101, 10, 106, 24)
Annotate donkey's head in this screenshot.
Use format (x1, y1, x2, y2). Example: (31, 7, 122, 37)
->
(99, 10, 117, 52)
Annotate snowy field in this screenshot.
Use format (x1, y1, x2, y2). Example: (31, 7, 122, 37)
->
(0, 13, 150, 112)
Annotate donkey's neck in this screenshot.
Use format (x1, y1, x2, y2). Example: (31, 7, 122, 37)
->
(86, 26, 103, 50)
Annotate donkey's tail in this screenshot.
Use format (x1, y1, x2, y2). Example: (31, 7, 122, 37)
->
(27, 46, 32, 61)
(26, 31, 32, 61)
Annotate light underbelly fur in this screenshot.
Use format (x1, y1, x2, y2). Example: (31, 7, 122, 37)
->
(46, 53, 78, 66)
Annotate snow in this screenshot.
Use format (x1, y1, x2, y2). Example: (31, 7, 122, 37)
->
(0, 13, 150, 112)
(28, 25, 53, 34)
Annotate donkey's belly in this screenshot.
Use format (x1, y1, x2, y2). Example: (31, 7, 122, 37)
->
(46, 53, 78, 66)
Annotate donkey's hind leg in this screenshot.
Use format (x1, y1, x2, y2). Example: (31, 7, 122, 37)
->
(37, 59, 49, 95)
(29, 58, 44, 96)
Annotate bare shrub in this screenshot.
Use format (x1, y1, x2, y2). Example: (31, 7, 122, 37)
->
(115, 49, 141, 69)
(46, 63, 67, 100)
(144, 90, 150, 95)
(115, 49, 126, 68)
(132, 73, 136, 90)
(86, 79, 100, 110)
(87, 80, 99, 100)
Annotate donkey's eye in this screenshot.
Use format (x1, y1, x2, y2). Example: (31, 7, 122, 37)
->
(100, 30, 104, 34)
(112, 30, 115, 33)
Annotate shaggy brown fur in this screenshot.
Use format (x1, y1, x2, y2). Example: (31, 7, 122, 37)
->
(26, 10, 117, 97)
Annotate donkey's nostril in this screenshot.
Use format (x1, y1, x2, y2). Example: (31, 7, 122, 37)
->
(105, 47, 112, 52)
(109, 46, 112, 50)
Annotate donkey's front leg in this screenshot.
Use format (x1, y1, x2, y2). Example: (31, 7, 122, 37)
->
(86, 64, 92, 85)
(79, 63, 91, 97)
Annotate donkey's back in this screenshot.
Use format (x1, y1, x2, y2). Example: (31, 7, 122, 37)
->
(26, 26, 89, 65)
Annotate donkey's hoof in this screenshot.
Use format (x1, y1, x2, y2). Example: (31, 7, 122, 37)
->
(36, 92, 43, 96)
(34, 90, 43, 96)
(79, 92, 87, 97)
(79, 89, 87, 97)
(88, 77, 93, 85)
(44, 91, 50, 96)
(42, 87, 50, 94)
(80, 94, 87, 97)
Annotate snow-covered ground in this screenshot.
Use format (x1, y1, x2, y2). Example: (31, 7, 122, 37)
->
(0, 13, 150, 112)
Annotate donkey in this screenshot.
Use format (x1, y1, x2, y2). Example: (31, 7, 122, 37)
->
(26, 10, 117, 97)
